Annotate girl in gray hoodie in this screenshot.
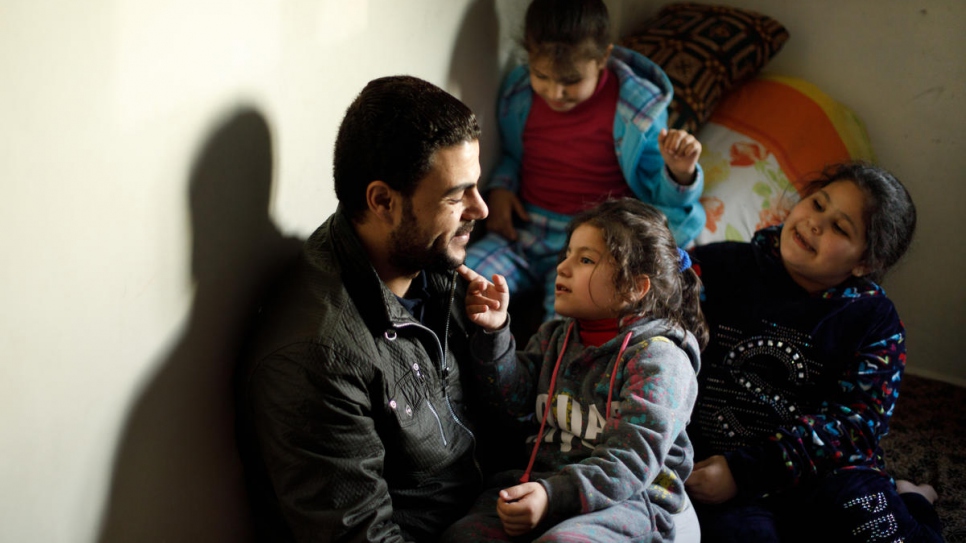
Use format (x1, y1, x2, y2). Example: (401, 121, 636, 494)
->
(445, 198, 707, 542)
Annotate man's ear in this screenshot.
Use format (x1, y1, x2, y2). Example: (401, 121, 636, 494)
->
(365, 181, 397, 225)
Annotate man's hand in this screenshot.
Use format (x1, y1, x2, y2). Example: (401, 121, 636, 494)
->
(685, 455, 738, 504)
(457, 265, 509, 332)
(485, 189, 529, 242)
(496, 482, 549, 536)
(658, 128, 702, 185)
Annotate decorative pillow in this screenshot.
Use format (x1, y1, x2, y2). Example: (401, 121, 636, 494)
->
(694, 75, 876, 245)
(694, 121, 798, 244)
(619, 3, 789, 133)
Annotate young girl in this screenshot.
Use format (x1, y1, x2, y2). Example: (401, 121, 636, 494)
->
(465, 0, 704, 322)
(446, 198, 707, 542)
(686, 162, 944, 542)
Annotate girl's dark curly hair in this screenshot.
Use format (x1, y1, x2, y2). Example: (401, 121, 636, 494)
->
(565, 198, 708, 349)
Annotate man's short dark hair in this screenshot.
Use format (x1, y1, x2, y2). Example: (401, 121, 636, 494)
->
(333, 75, 481, 222)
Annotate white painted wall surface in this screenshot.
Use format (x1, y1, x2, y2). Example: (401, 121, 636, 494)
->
(0, 0, 962, 541)
(0, 1, 505, 541)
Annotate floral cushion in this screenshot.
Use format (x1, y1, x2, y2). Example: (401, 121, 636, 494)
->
(695, 123, 798, 244)
(694, 75, 876, 245)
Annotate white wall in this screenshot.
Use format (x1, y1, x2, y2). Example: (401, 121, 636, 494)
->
(0, 1, 506, 541)
(1, 0, 963, 541)
(615, 0, 966, 386)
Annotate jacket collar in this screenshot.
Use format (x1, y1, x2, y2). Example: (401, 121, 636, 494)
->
(610, 45, 674, 134)
(317, 207, 459, 333)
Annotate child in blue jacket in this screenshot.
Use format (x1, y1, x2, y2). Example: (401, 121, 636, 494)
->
(465, 0, 704, 322)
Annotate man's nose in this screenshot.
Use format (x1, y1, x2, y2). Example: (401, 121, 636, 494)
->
(465, 187, 488, 220)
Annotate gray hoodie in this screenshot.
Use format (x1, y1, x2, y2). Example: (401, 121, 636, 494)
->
(469, 316, 700, 531)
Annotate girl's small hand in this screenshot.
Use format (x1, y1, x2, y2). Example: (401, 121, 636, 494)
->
(685, 455, 738, 504)
(486, 189, 529, 242)
(496, 482, 549, 536)
(457, 265, 510, 332)
(658, 128, 702, 185)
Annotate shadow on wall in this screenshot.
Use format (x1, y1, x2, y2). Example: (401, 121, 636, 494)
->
(448, 0, 501, 178)
(97, 108, 302, 543)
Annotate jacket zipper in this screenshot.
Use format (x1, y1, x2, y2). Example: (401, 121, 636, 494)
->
(441, 272, 483, 480)
(389, 272, 482, 479)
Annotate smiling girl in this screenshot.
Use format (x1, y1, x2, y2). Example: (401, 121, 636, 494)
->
(445, 198, 707, 542)
(686, 162, 943, 542)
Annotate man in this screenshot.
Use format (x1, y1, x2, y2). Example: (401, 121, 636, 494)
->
(236, 75, 490, 542)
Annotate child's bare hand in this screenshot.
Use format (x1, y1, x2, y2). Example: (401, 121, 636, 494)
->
(485, 189, 529, 242)
(457, 265, 509, 331)
(658, 128, 702, 185)
(496, 482, 549, 536)
(685, 455, 738, 504)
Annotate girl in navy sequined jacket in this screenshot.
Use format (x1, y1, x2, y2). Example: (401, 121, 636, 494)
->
(687, 162, 944, 542)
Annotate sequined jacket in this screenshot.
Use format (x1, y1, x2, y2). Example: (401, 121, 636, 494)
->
(690, 226, 906, 498)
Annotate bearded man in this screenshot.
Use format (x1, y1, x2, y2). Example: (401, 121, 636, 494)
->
(236, 75, 493, 543)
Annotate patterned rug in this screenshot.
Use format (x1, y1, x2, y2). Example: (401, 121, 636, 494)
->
(881, 373, 966, 542)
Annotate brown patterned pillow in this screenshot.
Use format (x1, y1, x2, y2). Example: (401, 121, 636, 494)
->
(620, 3, 789, 133)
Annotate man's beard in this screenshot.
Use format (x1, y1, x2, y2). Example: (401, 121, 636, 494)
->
(388, 201, 473, 274)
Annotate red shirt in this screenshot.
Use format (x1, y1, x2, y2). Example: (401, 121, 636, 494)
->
(520, 68, 631, 215)
(578, 317, 620, 347)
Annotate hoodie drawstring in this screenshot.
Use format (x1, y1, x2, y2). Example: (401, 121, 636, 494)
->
(520, 324, 633, 483)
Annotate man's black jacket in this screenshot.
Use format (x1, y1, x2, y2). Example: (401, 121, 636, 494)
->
(236, 208, 489, 542)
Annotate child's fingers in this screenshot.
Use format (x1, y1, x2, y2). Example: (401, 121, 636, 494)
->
(496, 497, 539, 535)
(678, 138, 701, 158)
(464, 303, 489, 317)
(511, 197, 531, 223)
(475, 295, 501, 312)
(496, 501, 529, 525)
(662, 129, 688, 151)
(500, 484, 531, 502)
(458, 266, 496, 297)
(490, 273, 510, 295)
(456, 264, 485, 285)
(666, 135, 702, 161)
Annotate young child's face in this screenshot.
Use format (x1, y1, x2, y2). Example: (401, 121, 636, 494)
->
(528, 51, 607, 112)
(554, 224, 626, 320)
(780, 179, 871, 293)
